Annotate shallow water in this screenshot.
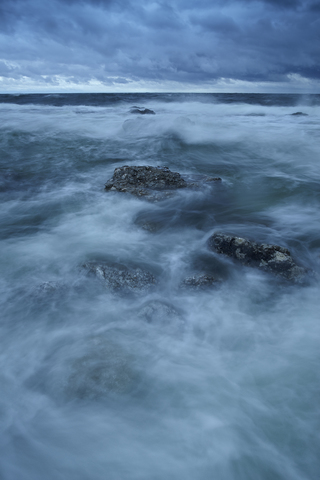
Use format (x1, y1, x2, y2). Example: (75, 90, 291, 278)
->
(0, 93, 320, 479)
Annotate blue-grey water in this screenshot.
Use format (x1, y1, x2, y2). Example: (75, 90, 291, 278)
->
(1, 93, 320, 480)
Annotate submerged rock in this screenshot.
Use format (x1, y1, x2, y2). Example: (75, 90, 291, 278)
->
(82, 262, 156, 295)
(137, 300, 183, 325)
(105, 165, 221, 201)
(130, 106, 155, 115)
(67, 341, 137, 399)
(138, 220, 163, 233)
(32, 281, 67, 298)
(208, 233, 307, 281)
(27, 336, 138, 401)
(180, 274, 221, 291)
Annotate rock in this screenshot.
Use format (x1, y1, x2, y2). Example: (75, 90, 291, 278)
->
(33, 281, 67, 298)
(105, 166, 221, 201)
(137, 300, 184, 325)
(180, 274, 221, 291)
(130, 106, 155, 115)
(105, 165, 187, 200)
(82, 262, 157, 295)
(291, 112, 308, 116)
(138, 220, 163, 233)
(182, 173, 222, 188)
(67, 341, 136, 399)
(26, 336, 138, 401)
(208, 233, 307, 281)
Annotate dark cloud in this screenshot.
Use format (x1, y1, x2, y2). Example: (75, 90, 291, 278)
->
(0, 0, 319, 89)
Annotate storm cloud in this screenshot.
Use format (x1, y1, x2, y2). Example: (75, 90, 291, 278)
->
(0, 0, 319, 91)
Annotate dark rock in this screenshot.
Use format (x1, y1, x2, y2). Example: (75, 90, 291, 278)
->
(82, 262, 156, 295)
(130, 106, 155, 115)
(208, 233, 307, 281)
(291, 112, 308, 116)
(105, 166, 221, 201)
(105, 165, 187, 200)
(180, 274, 221, 291)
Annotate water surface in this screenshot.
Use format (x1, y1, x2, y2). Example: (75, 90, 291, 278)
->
(1, 93, 319, 480)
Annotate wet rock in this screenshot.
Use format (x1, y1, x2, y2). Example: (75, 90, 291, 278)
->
(105, 165, 187, 200)
(208, 233, 307, 281)
(82, 262, 157, 295)
(137, 300, 183, 325)
(105, 165, 221, 201)
(291, 112, 308, 116)
(106, 165, 186, 191)
(130, 106, 155, 115)
(180, 274, 221, 291)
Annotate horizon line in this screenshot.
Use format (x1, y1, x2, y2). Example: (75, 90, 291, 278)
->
(1, 91, 320, 95)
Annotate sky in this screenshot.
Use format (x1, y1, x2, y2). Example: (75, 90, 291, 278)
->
(0, 0, 320, 93)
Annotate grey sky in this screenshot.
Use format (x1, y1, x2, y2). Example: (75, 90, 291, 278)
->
(0, 0, 319, 92)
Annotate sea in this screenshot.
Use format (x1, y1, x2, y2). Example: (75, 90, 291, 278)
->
(0, 93, 320, 480)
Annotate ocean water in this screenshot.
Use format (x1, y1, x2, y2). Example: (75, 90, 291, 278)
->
(0, 93, 320, 480)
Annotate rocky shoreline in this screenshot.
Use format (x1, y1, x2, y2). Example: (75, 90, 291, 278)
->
(35, 164, 311, 304)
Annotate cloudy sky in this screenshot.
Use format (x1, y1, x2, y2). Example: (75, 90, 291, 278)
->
(0, 0, 319, 92)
